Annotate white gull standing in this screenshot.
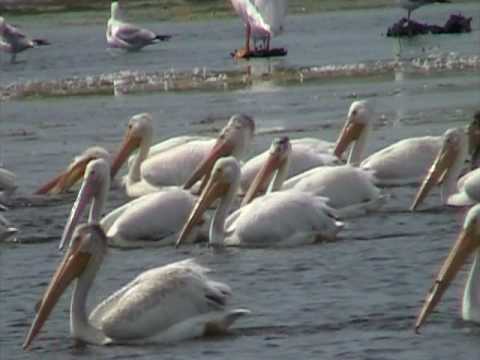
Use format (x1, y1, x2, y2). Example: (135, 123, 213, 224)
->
(107, 1, 171, 51)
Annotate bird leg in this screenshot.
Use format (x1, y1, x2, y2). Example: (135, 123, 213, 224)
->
(234, 23, 251, 59)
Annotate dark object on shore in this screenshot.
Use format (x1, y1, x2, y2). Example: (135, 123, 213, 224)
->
(230, 47, 287, 59)
(387, 14, 472, 37)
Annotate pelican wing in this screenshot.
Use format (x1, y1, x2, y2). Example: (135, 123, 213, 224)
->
(448, 168, 480, 206)
(226, 191, 342, 246)
(92, 259, 233, 340)
(360, 136, 442, 185)
(141, 140, 215, 187)
(113, 22, 156, 46)
(230, 0, 288, 36)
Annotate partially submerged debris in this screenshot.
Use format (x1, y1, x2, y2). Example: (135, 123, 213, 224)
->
(387, 14, 472, 37)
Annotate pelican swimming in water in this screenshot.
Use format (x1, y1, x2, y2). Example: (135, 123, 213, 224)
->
(111, 113, 255, 198)
(35, 146, 110, 195)
(107, 1, 170, 51)
(176, 156, 343, 248)
(415, 203, 480, 332)
(0, 16, 49, 63)
(0, 213, 17, 242)
(230, 0, 288, 59)
(23, 223, 249, 349)
(59, 158, 204, 249)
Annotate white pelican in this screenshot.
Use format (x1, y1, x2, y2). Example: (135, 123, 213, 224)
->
(241, 135, 383, 218)
(396, 0, 451, 22)
(0, 16, 49, 63)
(0, 213, 17, 242)
(415, 203, 480, 332)
(35, 146, 110, 195)
(176, 157, 343, 248)
(107, 1, 170, 51)
(23, 223, 249, 349)
(410, 128, 476, 210)
(230, 0, 288, 59)
(334, 100, 447, 185)
(110, 113, 255, 198)
(60, 159, 204, 249)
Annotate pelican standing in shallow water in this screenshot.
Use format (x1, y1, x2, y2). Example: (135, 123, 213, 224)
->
(34, 146, 111, 195)
(111, 113, 255, 198)
(0, 16, 49, 63)
(60, 159, 203, 249)
(415, 203, 480, 331)
(230, 0, 288, 59)
(176, 156, 343, 248)
(107, 1, 170, 51)
(23, 224, 249, 349)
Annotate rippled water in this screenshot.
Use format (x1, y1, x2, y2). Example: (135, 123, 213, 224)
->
(1, 3, 480, 360)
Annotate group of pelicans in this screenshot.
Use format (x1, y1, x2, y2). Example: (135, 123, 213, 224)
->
(1, 0, 453, 63)
(1, 100, 479, 349)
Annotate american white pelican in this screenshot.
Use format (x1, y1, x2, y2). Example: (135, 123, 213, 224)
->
(60, 159, 204, 249)
(410, 128, 477, 210)
(176, 157, 343, 248)
(0, 213, 17, 242)
(415, 203, 480, 332)
(35, 146, 110, 195)
(111, 113, 255, 198)
(230, 0, 288, 59)
(0, 16, 49, 63)
(396, 0, 451, 22)
(334, 100, 446, 185)
(23, 223, 249, 349)
(107, 1, 170, 51)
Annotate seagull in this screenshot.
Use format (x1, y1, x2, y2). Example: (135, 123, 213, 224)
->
(396, 0, 451, 22)
(0, 16, 49, 63)
(107, 1, 171, 51)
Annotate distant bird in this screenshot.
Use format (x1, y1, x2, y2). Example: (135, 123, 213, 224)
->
(0, 16, 49, 63)
(230, 0, 288, 58)
(0, 213, 17, 242)
(107, 1, 171, 51)
(396, 0, 451, 22)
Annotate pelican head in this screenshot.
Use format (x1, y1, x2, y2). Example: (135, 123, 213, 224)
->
(415, 203, 480, 332)
(334, 100, 373, 164)
(23, 223, 107, 350)
(177, 157, 240, 247)
(241, 136, 291, 206)
(59, 159, 110, 250)
(35, 147, 110, 195)
(411, 128, 467, 211)
(110, 113, 153, 178)
(183, 114, 255, 190)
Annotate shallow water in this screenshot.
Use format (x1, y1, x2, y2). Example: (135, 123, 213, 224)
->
(1, 3, 480, 360)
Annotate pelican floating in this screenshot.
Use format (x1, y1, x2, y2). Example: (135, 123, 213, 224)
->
(61, 158, 204, 248)
(176, 156, 343, 248)
(23, 223, 249, 349)
(111, 113, 255, 198)
(107, 1, 170, 51)
(415, 203, 480, 331)
(0, 16, 49, 63)
(230, 0, 288, 59)
(410, 128, 475, 210)
(334, 100, 446, 185)
(35, 146, 110, 195)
